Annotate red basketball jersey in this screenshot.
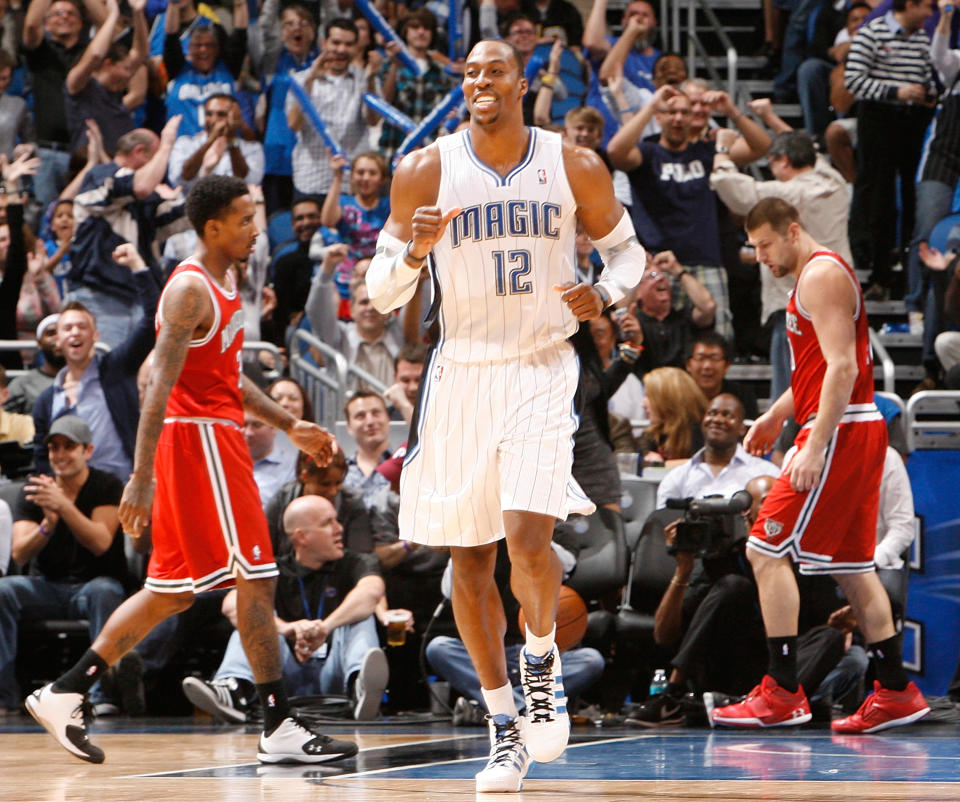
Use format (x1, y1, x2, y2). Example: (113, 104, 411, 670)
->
(158, 260, 245, 427)
(785, 250, 874, 424)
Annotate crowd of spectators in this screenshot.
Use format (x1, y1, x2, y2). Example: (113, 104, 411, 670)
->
(0, 0, 949, 724)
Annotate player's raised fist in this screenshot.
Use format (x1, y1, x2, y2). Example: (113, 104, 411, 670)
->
(555, 281, 605, 321)
(409, 206, 461, 260)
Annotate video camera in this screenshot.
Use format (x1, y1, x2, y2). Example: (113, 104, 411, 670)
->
(664, 490, 752, 560)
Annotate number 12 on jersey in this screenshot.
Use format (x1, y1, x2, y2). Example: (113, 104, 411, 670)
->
(492, 249, 533, 296)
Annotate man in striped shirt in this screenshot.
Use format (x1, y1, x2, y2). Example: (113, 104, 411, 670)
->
(844, 0, 935, 301)
(906, 5, 960, 382)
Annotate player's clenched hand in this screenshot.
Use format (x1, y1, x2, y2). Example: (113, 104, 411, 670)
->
(119, 474, 156, 536)
(742, 411, 781, 456)
(409, 206, 461, 260)
(555, 281, 605, 321)
(288, 420, 338, 467)
(786, 443, 825, 493)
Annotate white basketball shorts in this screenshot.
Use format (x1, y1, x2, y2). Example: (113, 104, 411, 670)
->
(399, 340, 595, 547)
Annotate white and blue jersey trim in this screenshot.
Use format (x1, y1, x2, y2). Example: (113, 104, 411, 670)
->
(464, 127, 539, 187)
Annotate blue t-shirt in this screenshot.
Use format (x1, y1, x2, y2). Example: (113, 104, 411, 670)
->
(627, 139, 721, 266)
(165, 63, 235, 137)
(587, 36, 660, 147)
(45, 238, 72, 297)
(263, 48, 318, 177)
(333, 194, 391, 296)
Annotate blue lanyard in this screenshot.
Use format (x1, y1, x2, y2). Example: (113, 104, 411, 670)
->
(297, 576, 328, 621)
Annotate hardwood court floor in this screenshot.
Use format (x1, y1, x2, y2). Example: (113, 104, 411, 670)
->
(2, 718, 959, 801)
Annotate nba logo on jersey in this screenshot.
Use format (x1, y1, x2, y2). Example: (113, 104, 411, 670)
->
(252, 545, 261, 561)
(434, 363, 444, 382)
(537, 168, 547, 184)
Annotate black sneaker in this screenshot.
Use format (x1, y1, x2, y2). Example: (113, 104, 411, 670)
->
(625, 691, 684, 727)
(182, 676, 252, 723)
(452, 696, 486, 726)
(703, 690, 744, 729)
(115, 652, 146, 716)
(258, 714, 358, 763)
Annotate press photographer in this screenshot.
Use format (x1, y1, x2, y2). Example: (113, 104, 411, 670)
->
(664, 490, 753, 561)
(629, 394, 778, 726)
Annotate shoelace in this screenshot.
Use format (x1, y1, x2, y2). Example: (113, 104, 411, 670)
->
(288, 714, 333, 746)
(71, 698, 94, 731)
(487, 719, 524, 767)
(522, 653, 557, 723)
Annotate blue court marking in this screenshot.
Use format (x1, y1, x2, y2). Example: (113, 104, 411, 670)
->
(373, 731, 960, 784)
(113, 726, 960, 785)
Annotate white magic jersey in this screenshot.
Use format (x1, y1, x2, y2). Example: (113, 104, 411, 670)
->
(431, 127, 578, 363)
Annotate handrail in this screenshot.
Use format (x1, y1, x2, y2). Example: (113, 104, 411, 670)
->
(687, 0, 738, 101)
(685, 30, 724, 90)
(660, 0, 672, 55)
(242, 340, 283, 382)
(287, 329, 391, 427)
(869, 328, 896, 395)
(905, 390, 960, 452)
(347, 362, 389, 395)
(289, 329, 349, 429)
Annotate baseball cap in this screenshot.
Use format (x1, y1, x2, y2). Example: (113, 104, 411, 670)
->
(45, 415, 93, 446)
(36, 313, 60, 340)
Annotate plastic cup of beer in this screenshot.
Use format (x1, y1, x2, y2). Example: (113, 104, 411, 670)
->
(386, 610, 412, 646)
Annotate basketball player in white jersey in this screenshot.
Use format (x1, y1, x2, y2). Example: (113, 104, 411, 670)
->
(367, 39, 645, 792)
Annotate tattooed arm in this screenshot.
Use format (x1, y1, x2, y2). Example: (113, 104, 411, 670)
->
(241, 375, 337, 466)
(118, 276, 213, 535)
(241, 374, 297, 430)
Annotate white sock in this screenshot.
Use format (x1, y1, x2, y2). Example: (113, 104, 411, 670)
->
(524, 624, 556, 658)
(481, 682, 518, 718)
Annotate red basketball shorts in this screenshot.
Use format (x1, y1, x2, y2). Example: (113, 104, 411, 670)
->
(145, 419, 277, 593)
(747, 417, 887, 574)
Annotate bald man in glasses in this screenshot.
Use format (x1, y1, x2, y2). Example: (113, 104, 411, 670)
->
(623, 249, 716, 374)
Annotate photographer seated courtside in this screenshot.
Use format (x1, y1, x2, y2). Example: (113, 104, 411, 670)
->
(630, 394, 778, 726)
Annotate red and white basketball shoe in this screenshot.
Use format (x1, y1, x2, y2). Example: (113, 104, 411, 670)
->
(711, 675, 811, 728)
(831, 681, 930, 734)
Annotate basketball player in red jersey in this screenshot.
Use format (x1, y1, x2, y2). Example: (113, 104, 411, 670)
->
(711, 198, 929, 733)
(26, 176, 358, 765)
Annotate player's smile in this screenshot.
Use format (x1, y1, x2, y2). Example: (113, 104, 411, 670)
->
(472, 92, 499, 111)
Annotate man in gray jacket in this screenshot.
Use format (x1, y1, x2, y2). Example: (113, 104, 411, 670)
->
(710, 130, 850, 401)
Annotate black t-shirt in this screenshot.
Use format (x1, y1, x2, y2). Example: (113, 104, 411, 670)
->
(628, 139, 721, 266)
(65, 77, 135, 155)
(272, 242, 314, 329)
(265, 482, 377, 560)
(521, 0, 584, 47)
(635, 307, 702, 372)
(25, 33, 91, 143)
(274, 550, 380, 625)
(14, 467, 126, 584)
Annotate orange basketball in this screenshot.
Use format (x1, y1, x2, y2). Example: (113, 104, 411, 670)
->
(518, 586, 588, 652)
